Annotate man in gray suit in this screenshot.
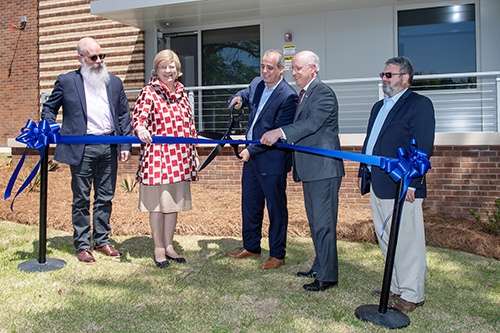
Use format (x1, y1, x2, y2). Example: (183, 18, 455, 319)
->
(261, 50, 345, 291)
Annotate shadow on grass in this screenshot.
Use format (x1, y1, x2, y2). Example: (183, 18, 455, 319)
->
(5, 223, 499, 332)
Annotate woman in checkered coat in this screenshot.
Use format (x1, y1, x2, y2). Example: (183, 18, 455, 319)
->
(133, 49, 198, 268)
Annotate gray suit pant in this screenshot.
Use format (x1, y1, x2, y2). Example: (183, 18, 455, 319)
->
(370, 189, 427, 303)
(302, 177, 342, 282)
(70, 144, 117, 251)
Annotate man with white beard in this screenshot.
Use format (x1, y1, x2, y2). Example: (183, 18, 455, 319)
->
(42, 37, 132, 264)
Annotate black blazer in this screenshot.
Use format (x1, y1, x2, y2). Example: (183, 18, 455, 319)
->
(41, 68, 132, 165)
(359, 88, 435, 199)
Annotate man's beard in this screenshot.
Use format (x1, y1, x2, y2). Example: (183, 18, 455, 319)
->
(382, 83, 397, 97)
(81, 61, 110, 88)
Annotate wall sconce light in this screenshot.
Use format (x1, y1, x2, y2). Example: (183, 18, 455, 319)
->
(11, 16, 27, 31)
(285, 33, 292, 42)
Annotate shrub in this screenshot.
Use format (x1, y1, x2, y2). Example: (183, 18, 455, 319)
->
(470, 198, 500, 236)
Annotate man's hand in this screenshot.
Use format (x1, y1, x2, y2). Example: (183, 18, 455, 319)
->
(405, 189, 415, 203)
(120, 150, 131, 162)
(358, 177, 362, 193)
(229, 96, 243, 109)
(260, 129, 283, 146)
(238, 148, 250, 162)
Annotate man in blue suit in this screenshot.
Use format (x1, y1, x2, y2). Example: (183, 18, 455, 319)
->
(358, 56, 435, 311)
(41, 37, 132, 264)
(261, 50, 345, 291)
(225, 50, 298, 269)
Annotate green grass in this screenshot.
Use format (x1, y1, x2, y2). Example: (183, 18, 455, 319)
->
(0, 221, 499, 332)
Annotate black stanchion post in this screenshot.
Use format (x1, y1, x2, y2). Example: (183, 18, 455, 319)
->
(18, 148, 66, 273)
(354, 178, 410, 329)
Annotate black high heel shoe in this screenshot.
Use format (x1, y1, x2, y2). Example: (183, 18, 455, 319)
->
(154, 255, 169, 268)
(166, 254, 187, 264)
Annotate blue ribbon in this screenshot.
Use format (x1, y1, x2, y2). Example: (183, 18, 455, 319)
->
(4, 120, 61, 210)
(4, 120, 431, 215)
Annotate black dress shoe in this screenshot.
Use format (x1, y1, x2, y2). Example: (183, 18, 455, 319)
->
(154, 256, 169, 268)
(166, 254, 187, 264)
(303, 279, 338, 291)
(297, 270, 317, 278)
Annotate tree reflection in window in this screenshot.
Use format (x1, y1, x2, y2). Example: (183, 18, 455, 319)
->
(202, 26, 260, 133)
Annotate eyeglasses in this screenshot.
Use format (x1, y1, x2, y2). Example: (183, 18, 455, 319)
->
(81, 54, 106, 62)
(379, 72, 406, 79)
(289, 64, 311, 72)
(159, 64, 176, 71)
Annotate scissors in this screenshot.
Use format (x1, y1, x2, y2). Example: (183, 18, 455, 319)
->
(197, 103, 244, 172)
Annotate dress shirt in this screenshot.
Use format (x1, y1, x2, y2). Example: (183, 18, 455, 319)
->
(84, 79, 115, 135)
(365, 88, 408, 170)
(247, 77, 282, 140)
(280, 77, 316, 140)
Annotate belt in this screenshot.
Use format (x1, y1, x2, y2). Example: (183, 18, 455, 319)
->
(87, 131, 115, 136)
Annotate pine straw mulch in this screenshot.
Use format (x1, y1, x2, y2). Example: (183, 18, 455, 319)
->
(1, 166, 499, 261)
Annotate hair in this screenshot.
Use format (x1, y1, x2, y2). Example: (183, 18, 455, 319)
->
(263, 49, 285, 68)
(385, 56, 414, 84)
(301, 51, 320, 73)
(151, 49, 183, 78)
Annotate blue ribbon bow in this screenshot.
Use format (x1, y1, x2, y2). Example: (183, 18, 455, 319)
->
(4, 120, 61, 209)
(378, 139, 431, 236)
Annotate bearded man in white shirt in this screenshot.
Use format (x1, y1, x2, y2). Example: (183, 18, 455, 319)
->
(41, 37, 132, 264)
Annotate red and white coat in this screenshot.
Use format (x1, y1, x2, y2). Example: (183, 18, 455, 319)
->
(133, 77, 198, 185)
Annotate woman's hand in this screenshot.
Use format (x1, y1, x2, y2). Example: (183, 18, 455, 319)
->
(137, 128, 152, 144)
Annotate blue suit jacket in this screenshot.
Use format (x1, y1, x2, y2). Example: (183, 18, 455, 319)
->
(41, 68, 132, 165)
(230, 77, 297, 175)
(359, 89, 435, 199)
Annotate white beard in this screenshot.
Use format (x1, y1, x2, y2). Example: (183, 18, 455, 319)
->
(81, 61, 110, 88)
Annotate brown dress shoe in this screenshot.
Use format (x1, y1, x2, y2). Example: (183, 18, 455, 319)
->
(226, 248, 260, 258)
(260, 257, 285, 269)
(94, 244, 122, 258)
(371, 289, 401, 300)
(388, 297, 425, 312)
(76, 249, 96, 263)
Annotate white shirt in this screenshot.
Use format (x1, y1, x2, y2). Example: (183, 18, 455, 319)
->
(83, 79, 115, 135)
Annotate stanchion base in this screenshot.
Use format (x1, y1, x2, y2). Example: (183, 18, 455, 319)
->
(355, 304, 410, 329)
(18, 258, 66, 273)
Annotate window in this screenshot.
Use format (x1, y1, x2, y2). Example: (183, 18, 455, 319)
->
(398, 4, 476, 89)
(201, 25, 260, 133)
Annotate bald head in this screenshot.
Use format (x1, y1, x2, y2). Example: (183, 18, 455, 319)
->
(77, 37, 100, 56)
(291, 50, 320, 88)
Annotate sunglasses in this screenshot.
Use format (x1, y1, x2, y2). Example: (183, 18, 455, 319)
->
(379, 72, 406, 79)
(82, 54, 106, 62)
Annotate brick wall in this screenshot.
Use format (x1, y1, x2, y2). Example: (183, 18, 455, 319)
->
(0, 0, 39, 147)
(39, 0, 145, 115)
(2, 0, 144, 147)
(426, 145, 500, 216)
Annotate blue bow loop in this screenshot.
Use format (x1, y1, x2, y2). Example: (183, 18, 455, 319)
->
(4, 120, 61, 207)
(16, 120, 60, 153)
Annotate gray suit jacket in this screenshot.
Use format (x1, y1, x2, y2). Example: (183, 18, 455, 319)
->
(282, 77, 345, 182)
(41, 68, 132, 165)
